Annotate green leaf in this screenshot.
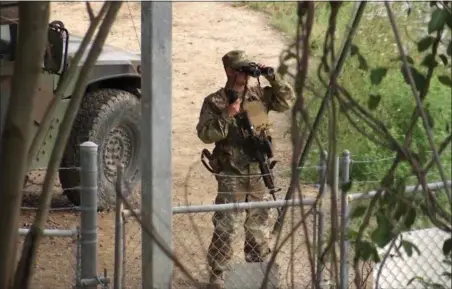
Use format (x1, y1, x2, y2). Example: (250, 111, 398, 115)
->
(446, 123, 450, 134)
(372, 247, 381, 263)
(400, 65, 427, 93)
(421, 54, 439, 68)
(371, 228, 392, 248)
(372, 213, 393, 247)
(391, 55, 415, 64)
(356, 240, 380, 262)
(407, 277, 424, 286)
(351, 205, 367, 218)
(428, 9, 448, 34)
(341, 180, 353, 193)
(447, 11, 452, 29)
(439, 54, 449, 66)
(350, 44, 359, 56)
(395, 177, 406, 193)
(358, 54, 368, 71)
(416, 142, 428, 164)
(448, 41, 451, 56)
(443, 238, 452, 255)
(370, 67, 388, 85)
(438, 75, 452, 88)
(425, 105, 435, 128)
(382, 174, 395, 187)
(401, 240, 420, 257)
(346, 227, 358, 240)
(310, 39, 320, 51)
(429, 283, 448, 289)
(404, 207, 417, 228)
(394, 202, 407, 221)
(367, 94, 381, 111)
(417, 36, 434, 52)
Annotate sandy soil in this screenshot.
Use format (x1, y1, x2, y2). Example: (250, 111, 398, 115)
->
(18, 2, 326, 289)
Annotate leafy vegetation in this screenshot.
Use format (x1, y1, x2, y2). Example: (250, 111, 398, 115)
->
(237, 2, 451, 190)
(236, 2, 452, 288)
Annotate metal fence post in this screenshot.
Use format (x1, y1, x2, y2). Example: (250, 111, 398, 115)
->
(113, 180, 124, 289)
(316, 150, 328, 288)
(114, 185, 124, 289)
(340, 150, 351, 289)
(122, 219, 126, 289)
(328, 156, 340, 288)
(75, 227, 81, 287)
(141, 2, 173, 288)
(79, 141, 98, 289)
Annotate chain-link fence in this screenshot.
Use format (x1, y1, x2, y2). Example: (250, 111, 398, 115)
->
(19, 143, 450, 289)
(373, 227, 451, 289)
(122, 199, 321, 289)
(18, 168, 82, 289)
(338, 224, 451, 289)
(14, 141, 110, 289)
(117, 150, 451, 289)
(339, 150, 452, 289)
(15, 228, 79, 289)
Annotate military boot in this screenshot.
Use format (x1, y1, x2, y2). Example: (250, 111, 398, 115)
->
(209, 270, 224, 289)
(245, 246, 271, 263)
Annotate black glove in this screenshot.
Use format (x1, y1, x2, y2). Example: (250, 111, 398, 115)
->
(225, 88, 239, 105)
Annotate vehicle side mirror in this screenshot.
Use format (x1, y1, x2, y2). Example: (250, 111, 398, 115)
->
(43, 20, 69, 75)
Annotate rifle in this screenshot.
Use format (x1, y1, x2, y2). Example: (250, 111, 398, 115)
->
(234, 111, 281, 215)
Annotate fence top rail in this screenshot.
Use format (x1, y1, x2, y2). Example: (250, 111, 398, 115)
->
(348, 180, 451, 201)
(18, 227, 78, 237)
(121, 197, 317, 219)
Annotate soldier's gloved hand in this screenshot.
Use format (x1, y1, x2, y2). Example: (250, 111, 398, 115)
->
(256, 63, 276, 81)
(226, 98, 241, 118)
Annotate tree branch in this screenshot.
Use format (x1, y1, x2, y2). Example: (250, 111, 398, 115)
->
(14, 3, 122, 289)
(385, 1, 450, 197)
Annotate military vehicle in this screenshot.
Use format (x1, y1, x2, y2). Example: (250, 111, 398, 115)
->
(1, 2, 142, 209)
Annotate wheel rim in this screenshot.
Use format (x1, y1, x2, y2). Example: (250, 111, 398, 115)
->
(102, 123, 137, 184)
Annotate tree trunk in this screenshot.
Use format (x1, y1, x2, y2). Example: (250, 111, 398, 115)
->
(0, 2, 50, 289)
(13, 3, 122, 289)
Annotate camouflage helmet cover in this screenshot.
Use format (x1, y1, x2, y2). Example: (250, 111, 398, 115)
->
(222, 50, 251, 69)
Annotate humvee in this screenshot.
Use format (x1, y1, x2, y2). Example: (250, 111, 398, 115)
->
(1, 2, 142, 209)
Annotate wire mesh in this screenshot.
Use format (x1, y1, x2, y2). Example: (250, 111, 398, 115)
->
(122, 203, 319, 289)
(17, 167, 82, 288)
(373, 227, 451, 289)
(342, 227, 451, 289)
(15, 231, 79, 289)
(342, 184, 451, 289)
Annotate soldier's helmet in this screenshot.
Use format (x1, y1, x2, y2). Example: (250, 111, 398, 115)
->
(222, 50, 251, 69)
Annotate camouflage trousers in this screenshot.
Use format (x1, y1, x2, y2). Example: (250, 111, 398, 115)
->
(207, 168, 271, 274)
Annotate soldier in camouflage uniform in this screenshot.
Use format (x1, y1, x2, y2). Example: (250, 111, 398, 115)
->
(196, 50, 295, 288)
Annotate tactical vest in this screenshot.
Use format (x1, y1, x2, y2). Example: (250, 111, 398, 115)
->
(213, 87, 272, 173)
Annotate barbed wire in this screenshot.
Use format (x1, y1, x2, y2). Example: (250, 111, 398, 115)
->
(30, 166, 81, 171)
(207, 165, 324, 178)
(350, 156, 396, 164)
(349, 150, 441, 164)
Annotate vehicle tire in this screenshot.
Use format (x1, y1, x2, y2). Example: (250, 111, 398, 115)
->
(59, 88, 141, 210)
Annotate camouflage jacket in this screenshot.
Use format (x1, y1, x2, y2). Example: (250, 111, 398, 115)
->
(196, 75, 295, 174)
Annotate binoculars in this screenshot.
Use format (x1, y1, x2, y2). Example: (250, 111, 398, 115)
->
(237, 62, 274, 78)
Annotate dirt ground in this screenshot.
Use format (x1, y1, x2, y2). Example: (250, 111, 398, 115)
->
(18, 2, 325, 289)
